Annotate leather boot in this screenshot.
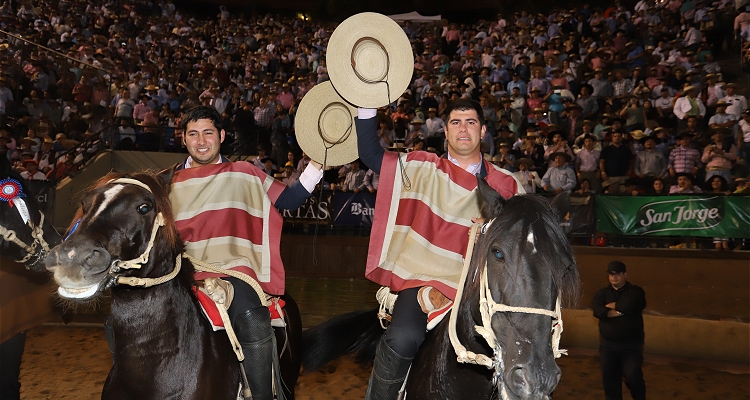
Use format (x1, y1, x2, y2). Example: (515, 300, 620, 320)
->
(365, 335, 413, 400)
(234, 307, 276, 400)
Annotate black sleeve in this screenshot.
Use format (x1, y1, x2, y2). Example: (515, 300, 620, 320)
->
(274, 180, 312, 210)
(355, 117, 385, 175)
(591, 288, 611, 320)
(616, 286, 646, 315)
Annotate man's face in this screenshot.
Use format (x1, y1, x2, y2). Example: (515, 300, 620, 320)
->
(553, 155, 566, 168)
(183, 118, 225, 166)
(608, 271, 626, 289)
(446, 108, 485, 158)
(584, 138, 594, 149)
(611, 132, 623, 144)
(716, 105, 726, 114)
(677, 176, 690, 188)
(644, 138, 655, 150)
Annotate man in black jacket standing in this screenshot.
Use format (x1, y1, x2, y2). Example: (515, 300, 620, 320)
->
(592, 260, 647, 400)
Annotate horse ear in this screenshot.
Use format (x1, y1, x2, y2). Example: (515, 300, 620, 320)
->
(156, 164, 178, 190)
(476, 175, 505, 218)
(548, 192, 571, 222)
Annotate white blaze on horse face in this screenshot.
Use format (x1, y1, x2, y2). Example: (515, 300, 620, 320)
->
(93, 185, 125, 219)
(526, 229, 537, 254)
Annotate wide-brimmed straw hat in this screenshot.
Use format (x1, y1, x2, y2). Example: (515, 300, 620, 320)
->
(295, 81, 358, 166)
(327, 12, 413, 108)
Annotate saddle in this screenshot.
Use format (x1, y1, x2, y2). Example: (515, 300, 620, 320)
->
(193, 278, 287, 331)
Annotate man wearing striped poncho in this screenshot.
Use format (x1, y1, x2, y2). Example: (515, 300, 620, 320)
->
(356, 99, 523, 400)
(172, 106, 323, 400)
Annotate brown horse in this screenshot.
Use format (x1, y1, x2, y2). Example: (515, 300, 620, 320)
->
(45, 169, 301, 400)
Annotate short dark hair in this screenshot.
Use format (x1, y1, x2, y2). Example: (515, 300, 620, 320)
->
(444, 99, 485, 126)
(181, 106, 223, 131)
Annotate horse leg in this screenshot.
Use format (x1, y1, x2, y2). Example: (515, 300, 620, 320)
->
(277, 294, 302, 400)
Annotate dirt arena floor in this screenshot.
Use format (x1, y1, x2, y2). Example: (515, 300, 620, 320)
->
(19, 325, 749, 400)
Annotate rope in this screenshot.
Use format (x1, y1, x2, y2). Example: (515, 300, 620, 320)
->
(116, 254, 182, 288)
(0, 210, 51, 265)
(184, 253, 271, 307)
(447, 219, 567, 372)
(111, 213, 165, 270)
(375, 286, 398, 329)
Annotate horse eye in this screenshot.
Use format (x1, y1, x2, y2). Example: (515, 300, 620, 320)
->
(492, 247, 504, 261)
(137, 204, 151, 214)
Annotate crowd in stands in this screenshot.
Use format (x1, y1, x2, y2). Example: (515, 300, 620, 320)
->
(1, 0, 749, 198)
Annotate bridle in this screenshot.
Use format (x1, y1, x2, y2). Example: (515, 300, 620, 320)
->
(97, 178, 181, 289)
(448, 220, 566, 400)
(0, 178, 53, 268)
(0, 209, 52, 267)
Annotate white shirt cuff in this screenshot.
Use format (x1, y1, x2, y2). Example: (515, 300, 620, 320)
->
(299, 161, 324, 193)
(358, 108, 377, 119)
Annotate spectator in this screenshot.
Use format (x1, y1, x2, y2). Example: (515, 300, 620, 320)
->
(363, 169, 379, 193)
(673, 85, 706, 132)
(576, 134, 602, 193)
(600, 132, 634, 194)
(669, 173, 703, 193)
(340, 159, 366, 192)
(701, 129, 737, 182)
(649, 177, 669, 195)
(513, 158, 542, 193)
(19, 159, 45, 180)
(634, 135, 668, 185)
(668, 133, 702, 178)
(542, 152, 577, 193)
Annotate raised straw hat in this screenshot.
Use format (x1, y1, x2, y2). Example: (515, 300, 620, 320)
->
(327, 12, 413, 108)
(295, 81, 358, 166)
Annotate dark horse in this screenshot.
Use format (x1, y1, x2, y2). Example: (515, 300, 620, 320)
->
(302, 178, 580, 400)
(45, 169, 301, 400)
(0, 156, 62, 399)
(0, 156, 61, 271)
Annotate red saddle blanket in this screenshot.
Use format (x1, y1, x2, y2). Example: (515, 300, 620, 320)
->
(193, 287, 286, 330)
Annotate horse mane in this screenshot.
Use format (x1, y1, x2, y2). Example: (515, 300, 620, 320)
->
(67, 171, 181, 254)
(471, 194, 580, 308)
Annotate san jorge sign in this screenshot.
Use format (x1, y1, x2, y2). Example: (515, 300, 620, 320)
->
(597, 196, 750, 238)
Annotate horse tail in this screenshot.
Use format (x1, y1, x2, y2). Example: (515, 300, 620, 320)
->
(300, 308, 382, 372)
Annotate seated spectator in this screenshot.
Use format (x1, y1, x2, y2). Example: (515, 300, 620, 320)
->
(19, 159, 45, 180)
(649, 177, 669, 195)
(363, 169, 379, 193)
(542, 152, 577, 194)
(544, 130, 574, 163)
(514, 158, 542, 193)
(669, 173, 703, 194)
(576, 178, 595, 195)
(701, 129, 737, 183)
(494, 142, 516, 172)
(282, 162, 300, 186)
(261, 157, 277, 176)
(341, 159, 366, 192)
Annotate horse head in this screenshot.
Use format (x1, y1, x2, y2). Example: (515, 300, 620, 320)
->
(45, 168, 184, 301)
(466, 177, 580, 400)
(0, 156, 62, 271)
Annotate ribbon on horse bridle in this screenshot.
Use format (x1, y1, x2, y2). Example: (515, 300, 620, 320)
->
(447, 219, 566, 400)
(0, 206, 52, 268)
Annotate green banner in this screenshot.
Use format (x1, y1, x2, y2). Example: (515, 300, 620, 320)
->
(597, 196, 750, 237)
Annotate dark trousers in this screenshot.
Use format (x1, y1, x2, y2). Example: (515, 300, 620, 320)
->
(224, 276, 264, 322)
(0, 331, 26, 400)
(384, 287, 427, 358)
(600, 342, 646, 400)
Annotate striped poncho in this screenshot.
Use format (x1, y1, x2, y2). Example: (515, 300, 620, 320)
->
(366, 151, 522, 300)
(170, 162, 286, 295)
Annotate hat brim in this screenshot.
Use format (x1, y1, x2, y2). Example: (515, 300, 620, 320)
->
(295, 81, 359, 166)
(327, 12, 413, 108)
